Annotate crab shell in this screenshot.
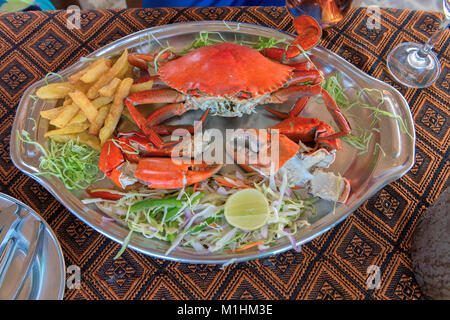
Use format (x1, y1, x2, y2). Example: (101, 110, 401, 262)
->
(158, 42, 294, 99)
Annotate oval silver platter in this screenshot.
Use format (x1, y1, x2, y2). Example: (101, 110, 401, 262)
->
(10, 21, 415, 264)
(0, 192, 65, 299)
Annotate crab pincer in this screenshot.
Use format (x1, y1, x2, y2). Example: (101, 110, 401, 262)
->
(260, 15, 322, 61)
(99, 137, 222, 190)
(135, 158, 222, 189)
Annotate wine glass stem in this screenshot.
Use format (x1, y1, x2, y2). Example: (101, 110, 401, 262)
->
(418, 18, 450, 58)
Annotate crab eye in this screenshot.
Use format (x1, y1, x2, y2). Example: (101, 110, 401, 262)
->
(237, 91, 252, 99)
(187, 88, 202, 96)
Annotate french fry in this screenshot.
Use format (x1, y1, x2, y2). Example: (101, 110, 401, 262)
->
(48, 131, 101, 151)
(98, 78, 121, 97)
(69, 91, 99, 123)
(36, 82, 73, 100)
(87, 50, 128, 99)
(44, 121, 90, 138)
(117, 60, 132, 79)
(88, 104, 111, 135)
(74, 81, 91, 94)
(63, 97, 72, 106)
(40, 106, 64, 120)
(50, 103, 79, 128)
(80, 58, 111, 83)
(123, 62, 134, 79)
(68, 110, 87, 125)
(129, 79, 154, 93)
(99, 77, 133, 145)
(69, 57, 111, 85)
(91, 95, 114, 109)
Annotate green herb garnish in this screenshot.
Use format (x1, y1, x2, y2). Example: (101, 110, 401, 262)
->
(321, 75, 413, 155)
(18, 130, 102, 190)
(43, 72, 64, 85)
(251, 36, 285, 51)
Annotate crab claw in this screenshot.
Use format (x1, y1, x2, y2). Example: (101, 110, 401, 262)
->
(286, 15, 322, 59)
(135, 158, 223, 189)
(99, 137, 221, 190)
(228, 129, 300, 175)
(99, 139, 139, 189)
(282, 147, 350, 203)
(269, 116, 341, 151)
(260, 16, 321, 61)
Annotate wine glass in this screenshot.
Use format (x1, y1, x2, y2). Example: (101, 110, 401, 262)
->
(386, 0, 450, 88)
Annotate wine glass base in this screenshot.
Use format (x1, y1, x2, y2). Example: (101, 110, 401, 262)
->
(387, 42, 441, 89)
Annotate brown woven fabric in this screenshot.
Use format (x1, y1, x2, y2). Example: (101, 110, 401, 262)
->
(0, 6, 448, 300)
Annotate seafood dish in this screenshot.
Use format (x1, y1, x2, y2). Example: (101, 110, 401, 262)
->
(12, 17, 415, 262)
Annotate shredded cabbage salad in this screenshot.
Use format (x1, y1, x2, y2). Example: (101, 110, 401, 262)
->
(84, 172, 316, 257)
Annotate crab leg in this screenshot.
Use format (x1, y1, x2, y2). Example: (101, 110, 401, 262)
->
(290, 96, 310, 117)
(152, 124, 195, 135)
(268, 83, 322, 104)
(134, 75, 160, 83)
(128, 54, 151, 70)
(135, 158, 222, 189)
(128, 88, 185, 104)
(125, 98, 166, 148)
(125, 88, 187, 148)
(128, 51, 176, 70)
(146, 102, 191, 126)
(264, 95, 310, 119)
(146, 103, 208, 134)
(318, 89, 351, 141)
(264, 106, 289, 119)
(289, 70, 322, 85)
(287, 61, 313, 71)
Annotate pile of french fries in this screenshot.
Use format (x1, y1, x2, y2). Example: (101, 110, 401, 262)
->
(38, 49, 154, 151)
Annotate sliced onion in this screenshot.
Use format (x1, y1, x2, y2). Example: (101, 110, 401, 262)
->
(235, 170, 245, 181)
(288, 235, 301, 253)
(101, 216, 116, 223)
(217, 187, 232, 195)
(260, 225, 268, 239)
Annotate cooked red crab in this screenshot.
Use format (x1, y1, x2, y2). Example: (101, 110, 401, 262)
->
(99, 16, 352, 190)
(124, 15, 351, 150)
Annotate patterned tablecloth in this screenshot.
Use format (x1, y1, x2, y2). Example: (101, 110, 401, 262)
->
(0, 6, 448, 300)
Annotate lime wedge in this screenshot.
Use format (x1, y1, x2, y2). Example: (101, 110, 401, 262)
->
(224, 188, 269, 231)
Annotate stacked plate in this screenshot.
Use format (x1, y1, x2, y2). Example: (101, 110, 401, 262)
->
(0, 193, 65, 300)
